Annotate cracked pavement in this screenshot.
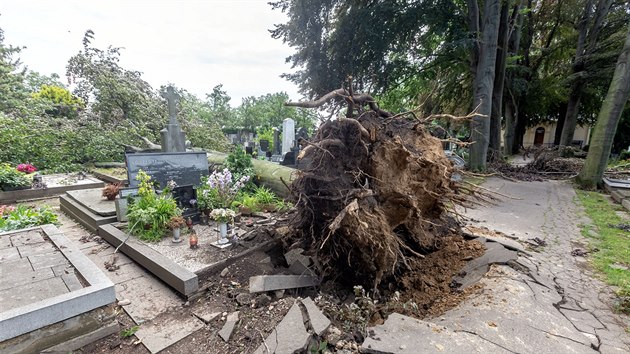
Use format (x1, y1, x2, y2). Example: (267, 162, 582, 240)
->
(363, 178, 629, 354)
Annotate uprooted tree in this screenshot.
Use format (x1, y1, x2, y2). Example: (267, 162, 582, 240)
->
(284, 88, 490, 297)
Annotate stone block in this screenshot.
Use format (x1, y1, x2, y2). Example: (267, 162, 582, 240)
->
(0, 277, 70, 309)
(17, 241, 56, 257)
(192, 309, 221, 324)
(218, 311, 240, 342)
(28, 252, 70, 270)
(622, 199, 630, 212)
(10, 230, 44, 246)
(0, 247, 21, 262)
(66, 189, 117, 217)
(253, 303, 310, 354)
(249, 275, 319, 293)
(0, 235, 12, 249)
(301, 297, 330, 335)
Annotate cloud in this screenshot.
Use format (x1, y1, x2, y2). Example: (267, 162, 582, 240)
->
(0, 0, 300, 105)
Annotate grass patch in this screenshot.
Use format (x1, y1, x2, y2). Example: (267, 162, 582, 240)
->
(576, 190, 630, 312)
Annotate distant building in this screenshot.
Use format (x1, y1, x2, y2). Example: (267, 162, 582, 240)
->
(521, 123, 591, 148)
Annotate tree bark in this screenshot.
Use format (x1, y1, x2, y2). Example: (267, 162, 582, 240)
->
(578, 23, 630, 188)
(490, 0, 511, 155)
(469, 0, 502, 171)
(503, 0, 524, 156)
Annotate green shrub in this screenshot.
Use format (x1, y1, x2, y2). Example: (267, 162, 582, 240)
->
(620, 150, 630, 161)
(127, 170, 181, 242)
(225, 146, 255, 184)
(0, 163, 31, 190)
(0, 204, 59, 231)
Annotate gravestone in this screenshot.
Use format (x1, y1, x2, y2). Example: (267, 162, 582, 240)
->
(125, 152, 209, 189)
(259, 140, 270, 152)
(281, 118, 295, 155)
(160, 86, 186, 153)
(273, 128, 281, 155)
(115, 187, 139, 222)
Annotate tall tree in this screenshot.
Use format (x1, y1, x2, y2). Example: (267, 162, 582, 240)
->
(559, 0, 613, 146)
(577, 22, 630, 187)
(469, 0, 502, 171)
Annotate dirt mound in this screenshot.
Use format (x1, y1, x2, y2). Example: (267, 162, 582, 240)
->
(285, 90, 483, 296)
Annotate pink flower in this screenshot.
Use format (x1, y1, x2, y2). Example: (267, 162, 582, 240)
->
(16, 163, 37, 173)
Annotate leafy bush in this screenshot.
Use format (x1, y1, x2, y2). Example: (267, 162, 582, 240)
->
(127, 170, 181, 242)
(620, 150, 630, 161)
(225, 147, 255, 183)
(0, 163, 31, 190)
(0, 204, 59, 231)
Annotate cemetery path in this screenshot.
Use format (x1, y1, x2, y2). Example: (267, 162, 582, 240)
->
(456, 179, 629, 353)
(364, 178, 629, 353)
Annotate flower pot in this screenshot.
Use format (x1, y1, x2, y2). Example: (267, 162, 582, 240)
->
(189, 233, 198, 249)
(172, 227, 182, 243)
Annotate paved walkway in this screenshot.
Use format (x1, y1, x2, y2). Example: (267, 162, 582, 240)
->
(47, 199, 202, 353)
(459, 179, 629, 353)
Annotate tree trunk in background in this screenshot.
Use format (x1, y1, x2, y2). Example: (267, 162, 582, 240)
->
(578, 23, 630, 188)
(490, 1, 511, 156)
(503, 0, 524, 156)
(503, 91, 518, 155)
(554, 102, 567, 145)
(469, 0, 501, 171)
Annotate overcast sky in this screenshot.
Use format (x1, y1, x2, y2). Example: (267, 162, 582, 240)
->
(1, 0, 301, 106)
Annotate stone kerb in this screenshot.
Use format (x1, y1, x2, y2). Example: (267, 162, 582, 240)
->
(0, 224, 116, 342)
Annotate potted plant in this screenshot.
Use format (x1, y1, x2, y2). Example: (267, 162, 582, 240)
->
(167, 215, 186, 243)
(102, 182, 122, 200)
(210, 208, 236, 245)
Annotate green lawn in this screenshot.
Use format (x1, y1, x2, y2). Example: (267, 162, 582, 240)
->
(576, 190, 630, 312)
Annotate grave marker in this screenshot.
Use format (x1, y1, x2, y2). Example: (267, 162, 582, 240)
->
(281, 118, 295, 155)
(125, 152, 209, 189)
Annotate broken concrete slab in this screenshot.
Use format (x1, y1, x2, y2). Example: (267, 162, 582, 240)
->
(134, 313, 204, 354)
(218, 311, 239, 342)
(452, 242, 518, 289)
(253, 303, 310, 354)
(192, 308, 221, 324)
(477, 235, 527, 254)
(362, 313, 510, 354)
(249, 274, 318, 293)
(301, 297, 330, 336)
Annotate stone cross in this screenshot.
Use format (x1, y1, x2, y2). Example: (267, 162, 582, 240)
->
(160, 86, 186, 152)
(281, 118, 295, 155)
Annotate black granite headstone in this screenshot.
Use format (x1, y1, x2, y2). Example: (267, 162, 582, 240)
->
(259, 139, 270, 152)
(125, 152, 209, 189)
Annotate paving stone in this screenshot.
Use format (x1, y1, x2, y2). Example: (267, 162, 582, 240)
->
(10, 231, 45, 246)
(62, 273, 84, 291)
(0, 247, 21, 262)
(0, 276, 69, 309)
(218, 311, 240, 342)
(28, 251, 70, 270)
(115, 275, 182, 323)
(17, 241, 56, 257)
(249, 274, 318, 293)
(0, 263, 55, 291)
(134, 313, 204, 354)
(362, 313, 510, 354)
(0, 235, 12, 249)
(301, 297, 330, 335)
(452, 242, 518, 289)
(192, 308, 221, 324)
(253, 303, 310, 354)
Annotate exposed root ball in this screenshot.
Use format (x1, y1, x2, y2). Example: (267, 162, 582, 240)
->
(290, 110, 468, 290)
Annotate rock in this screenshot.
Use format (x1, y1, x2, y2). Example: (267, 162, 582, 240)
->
(218, 311, 239, 342)
(254, 294, 272, 308)
(275, 290, 285, 299)
(236, 293, 252, 306)
(249, 274, 319, 293)
(253, 303, 310, 354)
(220, 267, 229, 277)
(117, 299, 131, 306)
(193, 309, 221, 324)
(301, 297, 331, 335)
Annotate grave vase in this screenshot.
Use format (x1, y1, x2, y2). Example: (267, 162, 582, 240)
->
(218, 223, 229, 244)
(172, 227, 182, 243)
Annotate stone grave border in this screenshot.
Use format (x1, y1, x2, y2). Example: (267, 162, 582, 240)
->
(0, 224, 116, 342)
(59, 191, 118, 234)
(91, 170, 128, 185)
(97, 224, 199, 297)
(0, 175, 103, 204)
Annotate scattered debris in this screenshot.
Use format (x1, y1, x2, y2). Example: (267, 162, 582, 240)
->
(571, 248, 589, 257)
(117, 299, 131, 306)
(192, 310, 221, 324)
(236, 293, 252, 306)
(609, 223, 630, 232)
(249, 275, 319, 293)
(220, 267, 229, 277)
(253, 303, 310, 354)
(301, 297, 331, 335)
(529, 237, 547, 247)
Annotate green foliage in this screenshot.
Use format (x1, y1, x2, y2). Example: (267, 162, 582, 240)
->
(0, 163, 31, 190)
(253, 186, 276, 204)
(195, 177, 220, 211)
(32, 84, 85, 117)
(232, 193, 262, 213)
(0, 204, 59, 232)
(127, 170, 181, 242)
(225, 146, 255, 183)
(120, 325, 139, 338)
(231, 92, 318, 131)
(255, 126, 274, 144)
